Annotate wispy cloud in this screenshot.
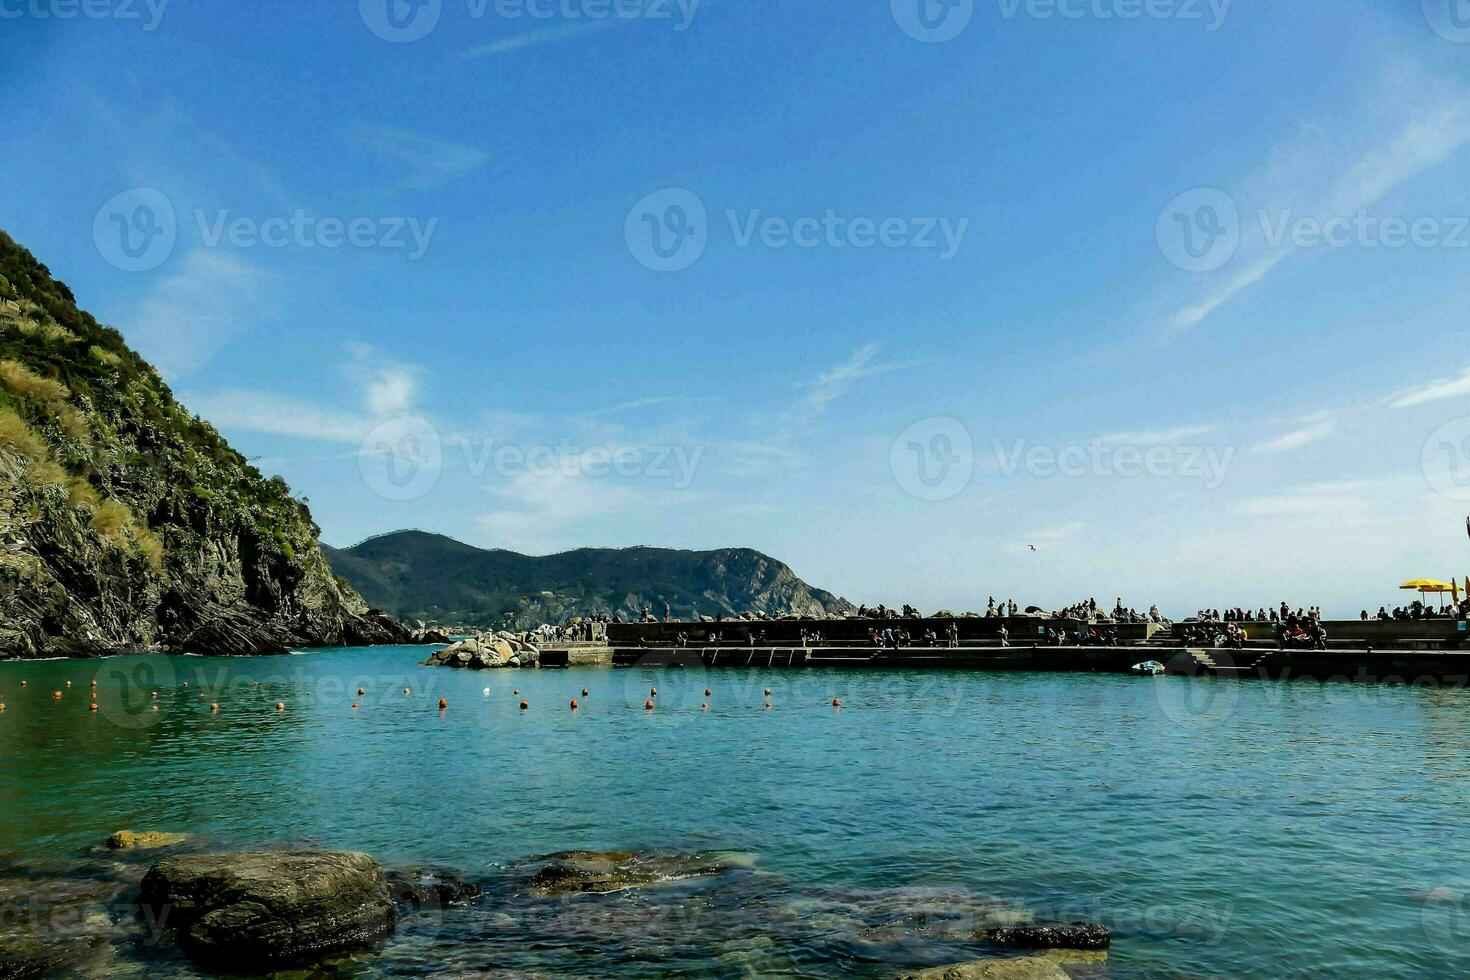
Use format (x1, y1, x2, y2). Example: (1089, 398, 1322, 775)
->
(1098, 424, 1216, 444)
(1253, 415, 1335, 453)
(123, 251, 275, 378)
(344, 343, 425, 418)
(1385, 364, 1470, 409)
(345, 123, 490, 189)
(462, 20, 618, 59)
(183, 389, 374, 444)
(1234, 480, 1373, 518)
(1169, 79, 1470, 331)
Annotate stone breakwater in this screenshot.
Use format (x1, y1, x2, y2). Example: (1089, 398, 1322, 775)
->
(423, 632, 541, 669)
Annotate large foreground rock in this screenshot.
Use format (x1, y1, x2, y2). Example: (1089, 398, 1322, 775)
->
(137, 851, 397, 966)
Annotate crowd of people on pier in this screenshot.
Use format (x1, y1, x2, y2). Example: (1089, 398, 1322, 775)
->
(1364, 597, 1470, 621)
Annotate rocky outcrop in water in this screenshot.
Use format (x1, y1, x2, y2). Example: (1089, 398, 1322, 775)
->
(424, 633, 540, 669)
(978, 923, 1110, 951)
(525, 849, 735, 896)
(0, 232, 410, 658)
(137, 850, 398, 967)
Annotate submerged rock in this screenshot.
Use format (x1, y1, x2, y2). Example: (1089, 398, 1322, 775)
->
(385, 867, 482, 912)
(525, 850, 733, 896)
(978, 923, 1110, 951)
(105, 830, 189, 850)
(137, 850, 397, 967)
(897, 949, 1107, 979)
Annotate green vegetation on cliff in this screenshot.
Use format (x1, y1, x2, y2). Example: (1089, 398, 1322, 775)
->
(324, 530, 855, 630)
(0, 231, 406, 657)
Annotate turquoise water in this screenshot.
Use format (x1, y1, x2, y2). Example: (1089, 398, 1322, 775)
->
(2, 646, 1469, 977)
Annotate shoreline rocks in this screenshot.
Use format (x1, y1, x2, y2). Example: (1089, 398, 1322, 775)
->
(105, 830, 190, 850)
(137, 850, 397, 967)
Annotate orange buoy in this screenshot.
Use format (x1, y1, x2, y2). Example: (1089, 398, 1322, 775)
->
(352, 703, 360, 710)
(569, 699, 579, 710)
(209, 703, 218, 712)
(520, 700, 529, 711)
(89, 703, 98, 712)
(644, 698, 654, 710)
(52, 691, 62, 700)
(0, 703, 5, 711)
(275, 702, 285, 711)
(832, 697, 842, 707)
(438, 698, 448, 710)
(357, 688, 365, 696)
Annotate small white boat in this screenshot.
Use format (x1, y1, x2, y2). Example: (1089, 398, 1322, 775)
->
(1130, 661, 1166, 675)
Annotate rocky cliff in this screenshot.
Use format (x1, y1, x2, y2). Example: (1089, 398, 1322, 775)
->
(324, 530, 855, 629)
(0, 231, 408, 658)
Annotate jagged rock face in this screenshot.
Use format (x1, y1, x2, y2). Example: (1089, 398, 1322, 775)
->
(0, 231, 408, 658)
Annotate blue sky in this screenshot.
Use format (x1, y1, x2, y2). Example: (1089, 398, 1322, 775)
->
(5, 0, 1470, 616)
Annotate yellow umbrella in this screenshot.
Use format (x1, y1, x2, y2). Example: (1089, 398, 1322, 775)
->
(1401, 579, 1449, 590)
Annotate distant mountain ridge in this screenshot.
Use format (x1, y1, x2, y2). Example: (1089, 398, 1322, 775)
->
(323, 530, 854, 628)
